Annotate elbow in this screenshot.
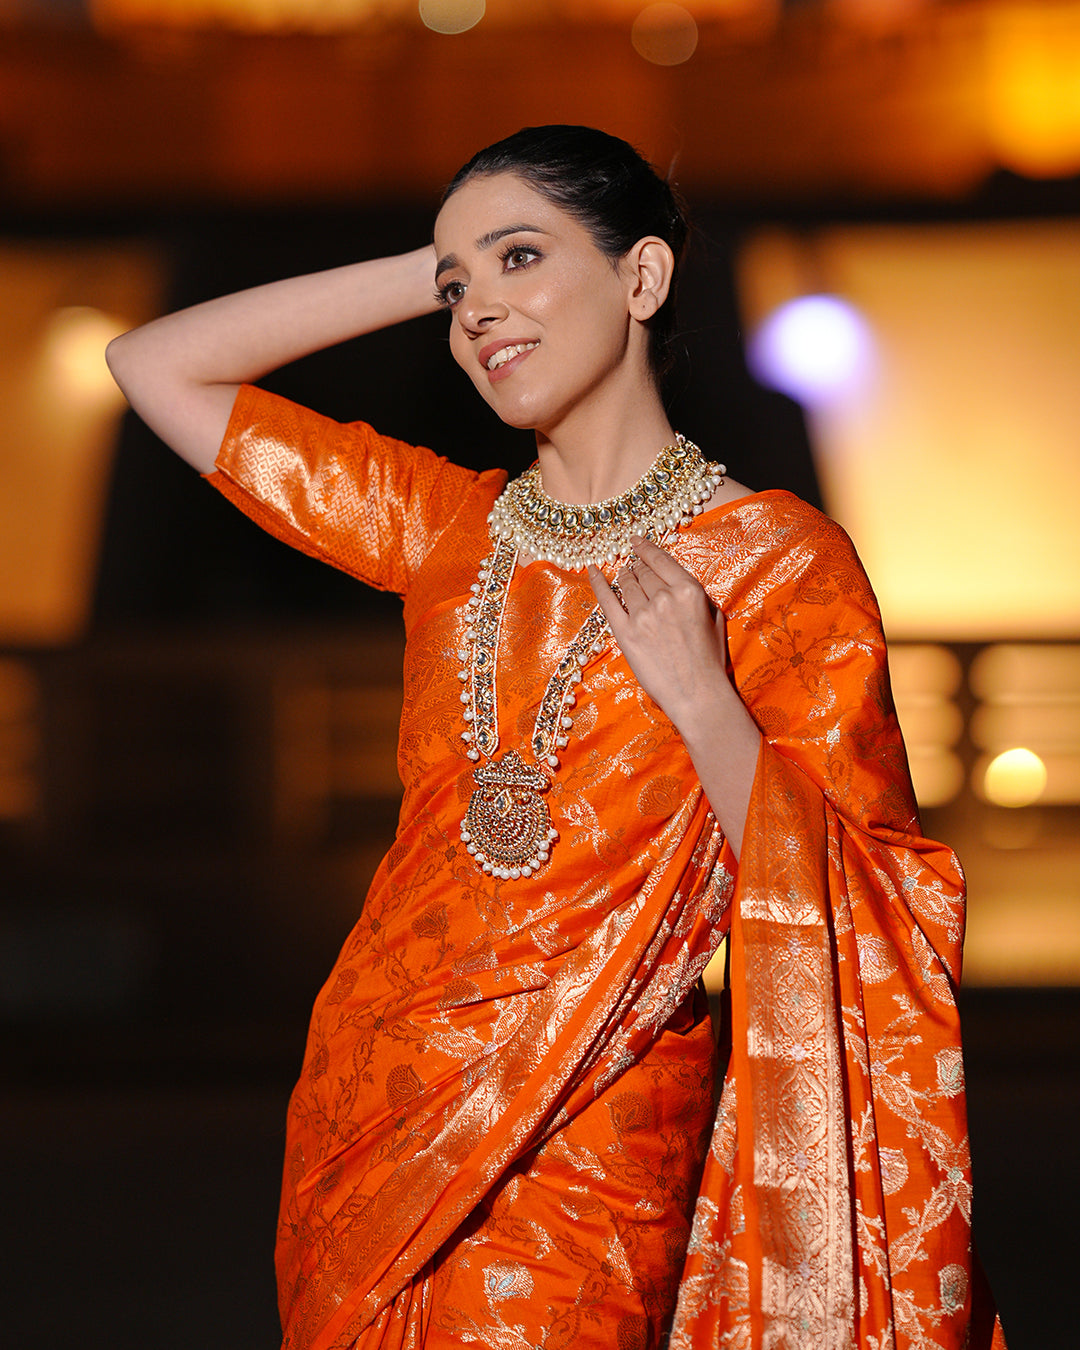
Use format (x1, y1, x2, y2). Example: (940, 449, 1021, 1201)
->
(104, 330, 135, 397)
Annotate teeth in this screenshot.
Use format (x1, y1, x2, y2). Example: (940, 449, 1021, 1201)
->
(486, 342, 538, 371)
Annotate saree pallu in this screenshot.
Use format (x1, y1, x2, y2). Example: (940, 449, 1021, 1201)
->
(209, 385, 1004, 1350)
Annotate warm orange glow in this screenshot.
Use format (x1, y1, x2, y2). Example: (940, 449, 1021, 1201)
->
(738, 222, 1080, 641)
(91, 0, 403, 30)
(827, 0, 929, 32)
(703, 935, 727, 994)
(92, 0, 779, 28)
(631, 4, 699, 66)
(969, 644, 1080, 805)
(980, 747, 1048, 808)
(44, 307, 129, 408)
(419, 0, 484, 35)
(889, 644, 964, 807)
(0, 243, 163, 645)
(963, 887, 1080, 985)
(985, 4, 1080, 178)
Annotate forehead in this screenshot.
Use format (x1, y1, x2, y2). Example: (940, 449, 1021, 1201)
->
(433, 172, 583, 253)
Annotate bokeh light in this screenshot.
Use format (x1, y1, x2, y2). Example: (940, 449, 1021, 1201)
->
(631, 3, 699, 66)
(981, 747, 1048, 808)
(43, 306, 129, 407)
(419, 0, 484, 35)
(747, 294, 873, 405)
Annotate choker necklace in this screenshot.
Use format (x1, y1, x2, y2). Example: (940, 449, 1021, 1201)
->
(488, 434, 725, 570)
(457, 437, 725, 881)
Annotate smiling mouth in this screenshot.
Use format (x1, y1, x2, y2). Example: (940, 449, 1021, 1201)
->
(485, 342, 539, 371)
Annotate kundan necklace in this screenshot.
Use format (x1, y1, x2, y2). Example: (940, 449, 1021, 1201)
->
(458, 436, 726, 881)
(489, 434, 723, 570)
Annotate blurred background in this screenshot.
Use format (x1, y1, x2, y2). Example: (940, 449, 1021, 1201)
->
(2, 1, 1077, 1345)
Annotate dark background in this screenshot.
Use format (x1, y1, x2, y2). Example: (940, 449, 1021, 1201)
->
(4, 6, 1079, 1346)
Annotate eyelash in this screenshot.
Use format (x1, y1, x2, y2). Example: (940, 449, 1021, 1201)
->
(434, 242, 542, 309)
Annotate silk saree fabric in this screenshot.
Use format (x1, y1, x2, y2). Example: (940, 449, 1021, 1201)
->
(208, 385, 1003, 1350)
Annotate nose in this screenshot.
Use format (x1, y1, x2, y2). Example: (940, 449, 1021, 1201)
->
(455, 284, 509, 337)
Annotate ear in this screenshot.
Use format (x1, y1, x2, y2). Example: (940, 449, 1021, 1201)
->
(624, 237, 676, 321)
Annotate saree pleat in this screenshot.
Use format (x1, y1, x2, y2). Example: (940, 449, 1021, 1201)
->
(279, 799, 732, 1349)
(207, 386, 1004, 1350)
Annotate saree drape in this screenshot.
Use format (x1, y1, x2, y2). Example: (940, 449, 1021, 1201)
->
(208, 385, 1004, 1350)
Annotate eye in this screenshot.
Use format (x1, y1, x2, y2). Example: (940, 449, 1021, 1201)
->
(501, 244, 541, 271)
(435, 279, 466, 308)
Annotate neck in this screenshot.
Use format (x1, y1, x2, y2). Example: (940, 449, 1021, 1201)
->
(532, 384, 676, 504)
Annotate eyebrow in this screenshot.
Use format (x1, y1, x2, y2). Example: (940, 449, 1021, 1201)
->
(434, 223, 548, 281)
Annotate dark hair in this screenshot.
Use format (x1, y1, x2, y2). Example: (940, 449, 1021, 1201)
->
(443, 125, 689, 383)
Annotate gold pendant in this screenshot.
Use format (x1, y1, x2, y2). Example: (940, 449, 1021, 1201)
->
(460, 751, 557, 879)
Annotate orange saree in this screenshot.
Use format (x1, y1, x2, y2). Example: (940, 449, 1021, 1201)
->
(209, 385, 1004, 1350)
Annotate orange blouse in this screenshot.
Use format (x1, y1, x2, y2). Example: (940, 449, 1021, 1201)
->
(209, 384, 1004, 1350)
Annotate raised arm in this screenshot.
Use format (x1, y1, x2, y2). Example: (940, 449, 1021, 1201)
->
(105, 245, 439, 474)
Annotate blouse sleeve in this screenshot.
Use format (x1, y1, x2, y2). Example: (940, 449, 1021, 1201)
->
(205, 384, 492, 598)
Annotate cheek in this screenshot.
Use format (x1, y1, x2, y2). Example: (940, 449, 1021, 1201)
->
(448, 320, 465, 364)
(448, 322, 495, 403)
(448, 321, 475, 378)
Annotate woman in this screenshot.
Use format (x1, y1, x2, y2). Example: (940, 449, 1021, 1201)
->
(107, 126, 1003, 1350)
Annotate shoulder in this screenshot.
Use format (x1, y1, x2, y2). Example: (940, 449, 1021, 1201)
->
(678, 489, 877, 616)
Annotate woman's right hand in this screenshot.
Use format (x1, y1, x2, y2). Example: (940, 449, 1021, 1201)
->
(105, 245, 439, 473)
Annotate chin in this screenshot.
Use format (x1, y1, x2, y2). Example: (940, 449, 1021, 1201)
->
(493, 406, 543, 432)
(474, 387, 546, 432)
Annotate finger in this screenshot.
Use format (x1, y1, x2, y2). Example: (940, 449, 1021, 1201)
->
(619, 548, 667, 601)
(630, 536, 700, 588)
(714, 603, 730, 662)
(614, 565, 651, 609)
(587, 565, 630, 637)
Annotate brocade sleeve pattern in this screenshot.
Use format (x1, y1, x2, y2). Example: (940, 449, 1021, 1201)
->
(207, 384, 502, 597)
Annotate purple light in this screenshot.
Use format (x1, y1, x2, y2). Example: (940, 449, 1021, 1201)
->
(747, 295, 873, 405)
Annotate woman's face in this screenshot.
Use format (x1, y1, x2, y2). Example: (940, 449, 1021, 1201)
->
(432, 173, 644, 436)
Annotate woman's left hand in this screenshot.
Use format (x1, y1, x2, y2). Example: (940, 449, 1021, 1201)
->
(588, 536, 762, 859)
(587, 537, 730, 728)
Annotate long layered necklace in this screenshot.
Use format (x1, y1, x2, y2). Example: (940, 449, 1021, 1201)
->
(458, 437, 725, 881)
